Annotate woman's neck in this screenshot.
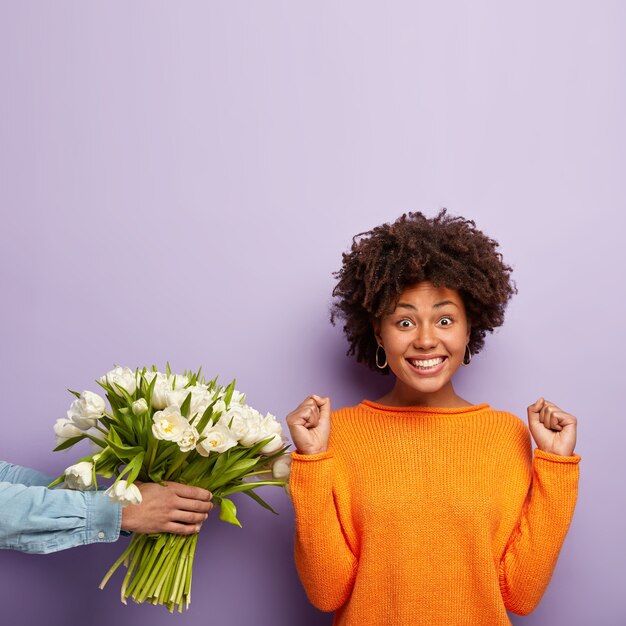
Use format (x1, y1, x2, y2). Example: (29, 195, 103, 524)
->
(376, 381, 472, 408)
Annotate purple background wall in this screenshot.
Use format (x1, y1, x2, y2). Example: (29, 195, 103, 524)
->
(0, 2, 623, 625)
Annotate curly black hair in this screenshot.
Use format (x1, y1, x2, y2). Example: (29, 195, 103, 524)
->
(330, 210, 517, 374)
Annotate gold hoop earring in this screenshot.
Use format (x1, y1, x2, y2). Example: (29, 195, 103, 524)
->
(375, 345, 387, 369)
(461, 344, 472, 366)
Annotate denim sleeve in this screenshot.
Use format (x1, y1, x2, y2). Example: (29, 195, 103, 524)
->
(0, 461, 122, 554)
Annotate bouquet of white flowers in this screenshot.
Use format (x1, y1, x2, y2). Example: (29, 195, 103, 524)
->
(51, 365, 290, 612)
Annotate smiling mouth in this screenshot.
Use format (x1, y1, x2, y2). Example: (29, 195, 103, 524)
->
(407, 357, 446, 370)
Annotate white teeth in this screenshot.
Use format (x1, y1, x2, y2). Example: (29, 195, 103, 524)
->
(410, 357, 444, 369)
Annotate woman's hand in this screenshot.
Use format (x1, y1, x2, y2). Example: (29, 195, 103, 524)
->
(527, 398, 578, 457)
(286, 395, 331, 455)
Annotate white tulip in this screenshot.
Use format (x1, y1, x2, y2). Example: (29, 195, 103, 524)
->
(178, 426, 200, 453)
(259, 434, 284, 455)
(152, 406, 190, 442)
(196, 423, 238, 456)
(186, 385, 214, 417)
(149, 374, 171, 409)
(64, 461, 94, 490)
(219, 404, 252, 442)
(165, 388, 189, 408)
(54, 417, 83, 446)
(211, 399, 227, 417)
(170, 374, 189, 390)
(132, 398, 149, 415)
(261, 413, 283, 436)
(272, 456, 292, 480)
(105, 479, 142, 505)
(67, 390, 106, 429)
(100, 366, 137, 396)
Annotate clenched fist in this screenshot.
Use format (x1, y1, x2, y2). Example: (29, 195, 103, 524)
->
(527, 398, 578, 457)
(286, 395, 332, 455)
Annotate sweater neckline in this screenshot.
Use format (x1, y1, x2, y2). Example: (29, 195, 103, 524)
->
(360, 399, 491, 416)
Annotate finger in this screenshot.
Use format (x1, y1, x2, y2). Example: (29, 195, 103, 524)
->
(166, 482, 213, 502)
(313, 396, 332, 420)
(174, 496, 214, 514)
(551, 408, 564, 431)
(538, 403, 548, 424)
(540, 404, 563, 431)
(527, 398, 544, 422)
(301, 401, 321, 427)
(171, 510, 210, 525)
(164, 521, 205, 535)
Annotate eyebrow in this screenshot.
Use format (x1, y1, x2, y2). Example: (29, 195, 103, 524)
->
(396, 300, 459, 311)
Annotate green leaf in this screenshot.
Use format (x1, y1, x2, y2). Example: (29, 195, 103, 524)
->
(241, 488, 280, 515)
(48, 475, 65, 488)
(53, 435, 86, 452)
(179, 391, 192, 418)
(166, 362, 172, 377)
(125, 452, 145, 484)
(209, 458, 258, 490)
(194, 400, 218, 432)
(113, 382, 135, 405)
(218, 497, 241, 527)
(141, 371, 158, 414)
(222, 379, 236, 408)
(67, 388, 81, 399)
(106, 435, 144, 462)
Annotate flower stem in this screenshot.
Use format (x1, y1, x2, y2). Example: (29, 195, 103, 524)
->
(99, 541, 134, 590)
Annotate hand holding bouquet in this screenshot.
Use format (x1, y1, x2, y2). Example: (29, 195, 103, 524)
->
(52, 365, 290, 612)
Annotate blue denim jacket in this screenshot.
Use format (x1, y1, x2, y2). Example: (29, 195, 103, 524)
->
(0, 460, 122, 553)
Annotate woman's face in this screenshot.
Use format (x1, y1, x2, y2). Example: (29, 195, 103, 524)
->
(374, 281, 471, 407)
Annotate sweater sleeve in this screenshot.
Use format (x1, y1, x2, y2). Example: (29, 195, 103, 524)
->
(289, 451, 358, 612)
(498, 448, 581, 615)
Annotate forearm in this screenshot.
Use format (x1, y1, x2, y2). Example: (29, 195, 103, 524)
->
(499, 449, 581, 615)
(290, 452, 358, 612)
(0, 481, 122, 554)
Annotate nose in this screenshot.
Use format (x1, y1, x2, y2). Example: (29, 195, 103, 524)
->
(413, 324, 437, 350)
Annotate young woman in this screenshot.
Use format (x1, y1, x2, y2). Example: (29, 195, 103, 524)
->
(286, 211, 580, 626)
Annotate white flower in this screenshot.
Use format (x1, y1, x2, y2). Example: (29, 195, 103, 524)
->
(217, 388, 245, 406)
(132, 398, 149, 415)
(54, 417, 84, 445)
(100, 366, 137, 396)
(152, 406, 190, 442)
(166, 385, 215, 421)
(106, 479, 142, 505)
(67, 390, 106, 429)
(196, 423, 238, 456)
(258, 413, 285, 453)
(170, 374, 189, 390)
(64, 461, 94, 490)
(230, 389, 246, 405)
(219, 404, 252, 442)
(259, 435, 284, 455)
(165, 388, 190, 408)
(152, 376, 172, 409)
(178, 427, 200, 452)
(210, 399, 226, 417)
(261, 413, 283, 436)
(272, 455, 292, 480)
(233, 408, 285, 453)
(148, 373, 171, 409)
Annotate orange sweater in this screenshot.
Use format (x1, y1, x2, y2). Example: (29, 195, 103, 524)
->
(290, 401, 581, 626)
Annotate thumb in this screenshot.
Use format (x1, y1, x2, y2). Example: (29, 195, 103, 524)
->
(527, 397, 544, 420)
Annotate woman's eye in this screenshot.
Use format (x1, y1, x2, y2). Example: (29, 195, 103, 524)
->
(398, 319, 413, 328)
(439, 317, 453, 326)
